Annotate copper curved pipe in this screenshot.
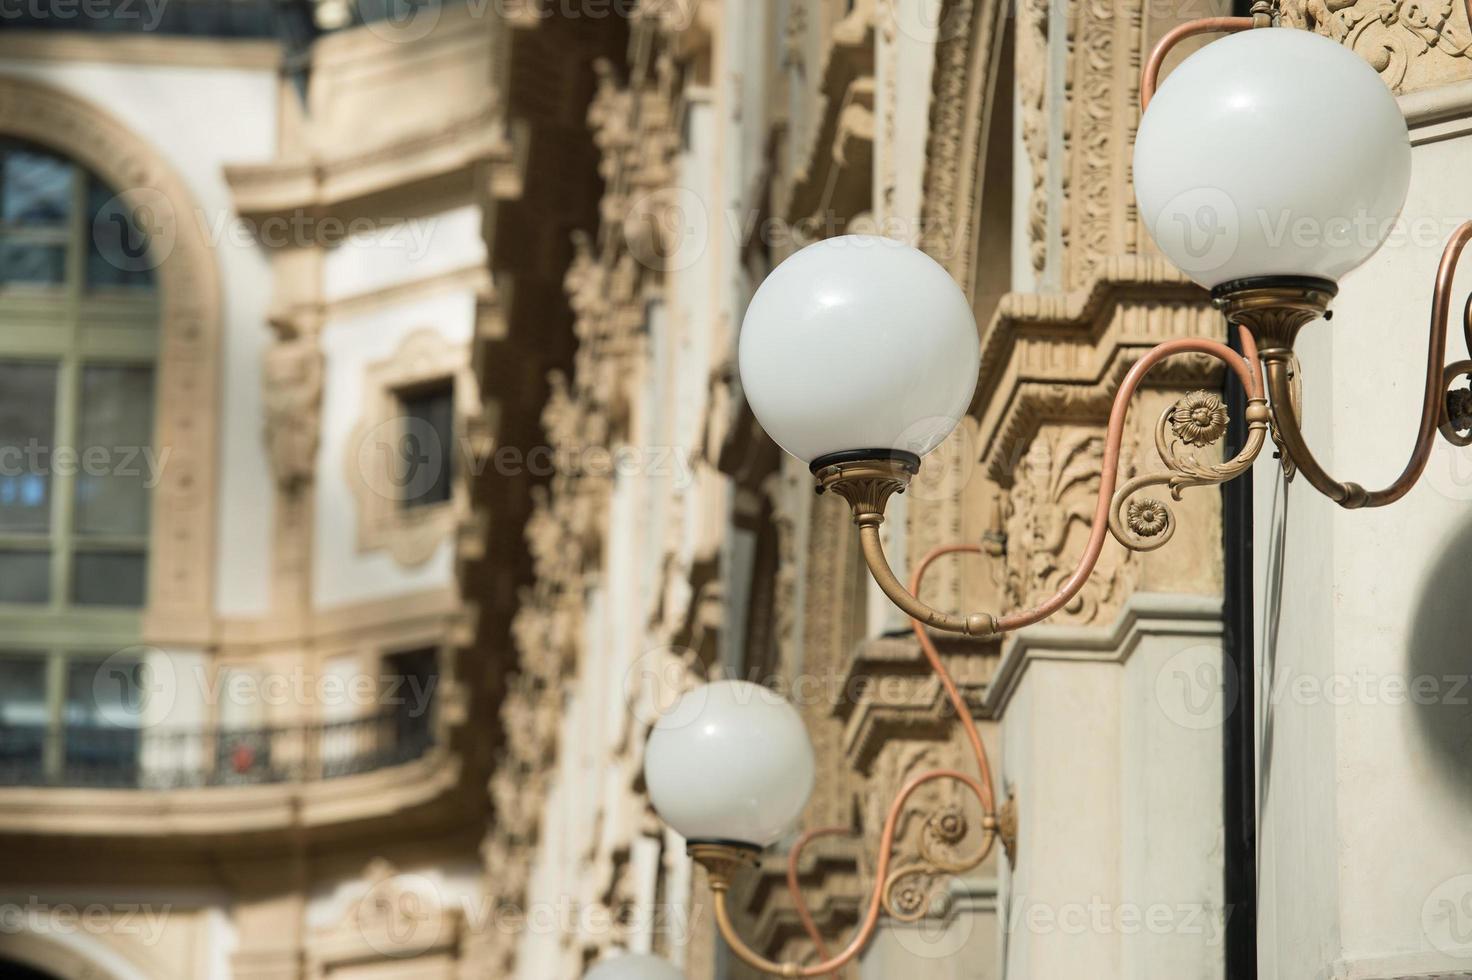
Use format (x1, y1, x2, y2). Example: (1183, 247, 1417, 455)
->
(1261, 220, 1472, 508)
(786, 825, 846, 977)
(778, 546, 999, 977)
(909, 545, 995, 812)
(1139, 17, 1257, 111)
(1002, 328, 1260, 628)
(717, 767, 992, 977)
(857, 328, 1263, 637)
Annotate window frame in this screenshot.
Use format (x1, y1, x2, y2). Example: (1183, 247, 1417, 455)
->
(345, 328, 476, 567)
(0, 137, 162, 781)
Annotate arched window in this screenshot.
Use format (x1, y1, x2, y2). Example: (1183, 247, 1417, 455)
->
(0, 136, 160, 785)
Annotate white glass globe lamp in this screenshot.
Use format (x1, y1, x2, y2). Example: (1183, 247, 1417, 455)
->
(643, 680, 815, 849)
(737, 235, 980, 468)
(583, 953, 684, 980)
(1134, 28, 1410, 291)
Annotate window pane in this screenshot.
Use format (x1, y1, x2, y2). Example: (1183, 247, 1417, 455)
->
(0, 655, 47, 783)
(0, 360, 57, 534)
(64, 657, 141, 786)
(397, 381, 454, 509)
(0, 655, 48, 725)
(72, 550, 146, 607)
(65, 656, 147, 727)
(87, 177, 158, 290)
(0, 551, 48, 604)
(382, 646, 437, 763)
(0, 238, 67, 285)
(75, 365, 154, 537)
(0, 143, 73, 226)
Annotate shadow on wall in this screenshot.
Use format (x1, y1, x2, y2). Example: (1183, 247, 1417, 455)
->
(1407, 516, 1472, 802)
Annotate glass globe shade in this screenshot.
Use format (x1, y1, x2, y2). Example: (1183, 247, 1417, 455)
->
(583, 953, 684, 980)
(643, 680, 815, 848)
(1133, 28, 1410, 289)
(737, 235, 980, 465)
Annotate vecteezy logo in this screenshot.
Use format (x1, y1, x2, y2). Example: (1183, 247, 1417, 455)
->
(1424, 874, 1472, 957)
(358, 871, 445, 957)
(357, 416, 445, 504)
(1154, 644, 1239, 731)
(1153, 187, 1239, 276)
(91, 188, 176, 274)
(623, 646, 702, 728)
(621, 186, 709, 273)
(90, 646, 176, 728)
(363, 0, 442, 45)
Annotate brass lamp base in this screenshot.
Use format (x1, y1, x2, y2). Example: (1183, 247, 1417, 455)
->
(688, 840, 761, 892)
(811, 450, 919, 528)
(1210, 275, 1337, 358)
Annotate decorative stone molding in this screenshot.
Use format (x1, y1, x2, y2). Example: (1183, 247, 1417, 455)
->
(345, 328, 478, 567)
(470, 12, 693, 975)
(971, 257, 1220, 478)
(1281, 0, 1472, 93)
(778, 0, 878, 224)
(1060, 0, 1161, 286)
(223, 4, 516, 216)
(1001, 423, 1142, 626)
(1018, 0, 1050, 277)
(982, 591, 1223, 715)
(0, 75, 222, 646)
(918, 0, 1015, 285)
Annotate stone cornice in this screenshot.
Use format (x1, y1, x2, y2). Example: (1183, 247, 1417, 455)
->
(973, 258, 1223, 483)
(837, 632, 998, 773)
(983, 591, 1223, 716)
(732, 835, 865, 963)
(224, 111, 513, 218)
(778, 2, 876, 222)
(0, 31, 281, 69)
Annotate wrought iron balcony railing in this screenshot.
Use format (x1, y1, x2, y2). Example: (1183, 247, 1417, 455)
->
(0, 706, 434, 790)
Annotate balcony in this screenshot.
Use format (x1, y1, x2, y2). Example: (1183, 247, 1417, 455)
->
(0, 702, 463, 838)
(0, 707, 433, 789)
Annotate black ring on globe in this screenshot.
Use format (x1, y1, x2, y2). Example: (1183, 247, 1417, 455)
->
(685, 837, 764, 854)
(1209, 275, 1339, 300)
(808, 449, 923, 475)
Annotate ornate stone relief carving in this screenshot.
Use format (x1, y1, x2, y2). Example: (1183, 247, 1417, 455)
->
(1002, 424, 1141, 626)
(1066, 0, 1135, 287)
(264, 330, 324, 496)
(476, 19, 693, 975)
(1280, 0, 1472, 92)
(1018, 0, 1051, 276)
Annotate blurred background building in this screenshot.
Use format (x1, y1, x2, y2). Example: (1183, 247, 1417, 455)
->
(1, 0, 1470, 978)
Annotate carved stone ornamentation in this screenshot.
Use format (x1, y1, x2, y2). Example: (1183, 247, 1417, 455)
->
(263, 334, 324, 495)
(475, 16, 698, 975)
(1018, 0, 1051, 276)
(1280, 0, 1472, 93)
(1003, 425, 1141, 626)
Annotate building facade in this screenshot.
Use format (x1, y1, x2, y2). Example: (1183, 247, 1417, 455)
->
(1, 0, 1471, 978)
